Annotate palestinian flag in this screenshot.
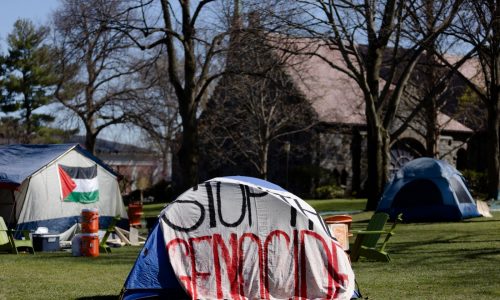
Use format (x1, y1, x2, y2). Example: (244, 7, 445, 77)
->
(58, 164, 99, 203)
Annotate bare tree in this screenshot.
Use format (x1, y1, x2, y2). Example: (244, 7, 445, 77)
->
(397, 50, 478, 159)
(450, 0, 500, 200)
(399, 0, 483, 159)
(127, 53, 181, 181)
(106, 0, 230, 190)
(52, 0, 146, 154)
(199, 7, 316, 181)
(201, 68, 316, 180)
(273, 0, 463, 209)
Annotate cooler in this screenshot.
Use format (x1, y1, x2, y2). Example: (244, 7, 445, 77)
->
(32, 234, 60, 252)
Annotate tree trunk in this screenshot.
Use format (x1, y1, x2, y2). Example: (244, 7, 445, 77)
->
(425, 96, 439, 157)
(424, 0, 439, 158)
(364, 46, 390, 210)
(425, 52, 440, 157)
(259, 142, 269, 180)
(486, 92, 500, 200)
(162, 146, 171, 181)
(488, 1, 500, 200)
(24, 89, 32, 142)
(24, 105, 32, 143)
(85, 131, 97, 155)
(83, 110, 97, 154)
(365, 120, 390, 210)
(177, 98, 199, 191)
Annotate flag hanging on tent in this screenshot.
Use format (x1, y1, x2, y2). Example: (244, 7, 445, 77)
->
(58, 164, 99, 203)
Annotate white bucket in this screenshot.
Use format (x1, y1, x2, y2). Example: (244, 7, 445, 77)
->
(34, 227, 49, 234)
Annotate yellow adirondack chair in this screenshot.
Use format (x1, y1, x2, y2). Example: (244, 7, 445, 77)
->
(0, 217, 35, 254)
(350, 212, 402, 262)
(99, 215, 121, 254)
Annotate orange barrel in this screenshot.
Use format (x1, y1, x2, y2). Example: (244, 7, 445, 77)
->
(323, 214, 353, 230)
(80, 233, 99, 257)
(81, 208, 99, 233)
(128, 203, 144, 226)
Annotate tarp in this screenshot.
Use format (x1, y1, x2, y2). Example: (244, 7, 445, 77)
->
(122, 176, 355, 300)
(0, 144, 127, 233)
(376, 157, 481, 221)
(0, 144, 116, 187)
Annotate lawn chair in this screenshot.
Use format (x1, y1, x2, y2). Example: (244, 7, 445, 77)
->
(99, 215, 121, 254)
(0, 217, 35, 254)
(349, 212, 402, 262)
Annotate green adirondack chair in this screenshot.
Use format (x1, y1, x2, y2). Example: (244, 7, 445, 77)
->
(0, 217, 35, 254)
(349, 212, 402, 262)
(99, 215, 121, 254)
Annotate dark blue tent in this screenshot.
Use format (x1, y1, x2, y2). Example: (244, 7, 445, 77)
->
(376, 158, 481, 221)
(120, 223, 189, 299)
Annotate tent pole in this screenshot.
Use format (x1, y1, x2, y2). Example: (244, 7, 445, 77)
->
(8, 189, 16, 226)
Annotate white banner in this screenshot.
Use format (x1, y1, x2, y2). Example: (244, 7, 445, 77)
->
(160, 179, 354, 299)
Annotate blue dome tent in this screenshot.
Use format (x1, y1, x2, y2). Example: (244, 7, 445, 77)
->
(376, 158, 481, 222)
(121, 176, 355, 299)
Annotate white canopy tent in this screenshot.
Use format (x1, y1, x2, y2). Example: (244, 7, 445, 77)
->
(0, 144, 127, 234)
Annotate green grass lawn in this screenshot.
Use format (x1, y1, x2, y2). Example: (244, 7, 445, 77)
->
(0, 246, 141, 299)
(1, 200, 500, 299)
(349, 212, 500, 299)
(307, 198, 367, 213)
(141, 202, 167, 218)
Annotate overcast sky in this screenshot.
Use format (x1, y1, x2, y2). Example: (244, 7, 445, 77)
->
(0, 0, 60, 51)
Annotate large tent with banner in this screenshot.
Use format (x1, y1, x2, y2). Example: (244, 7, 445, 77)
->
(376, 157, 481, 222)
(0, 144, 127, 234)
(121, 176, 355, 300)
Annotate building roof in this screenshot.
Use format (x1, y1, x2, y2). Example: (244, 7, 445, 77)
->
(445, 54, 484, 88)
(283, 40, 367, 126)
(277, 38, 473, 133)
(438, 113, 473, 133)
(66, 136, 153, 154)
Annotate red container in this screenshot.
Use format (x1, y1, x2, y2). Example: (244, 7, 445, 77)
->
(323, 214, 353, 230)
(81, 208, 99, 233)
(80, 233, 99, 257)
(128, 203, 144, 226)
